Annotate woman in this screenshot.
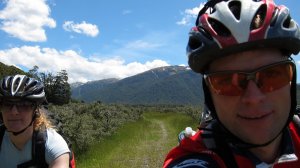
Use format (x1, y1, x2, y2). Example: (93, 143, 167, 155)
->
(0, 74, 70, 168)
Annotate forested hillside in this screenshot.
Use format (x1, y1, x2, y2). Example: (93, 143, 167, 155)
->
(0, 62, 27, 79)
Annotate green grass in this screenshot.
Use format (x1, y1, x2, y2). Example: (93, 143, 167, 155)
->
(76, 112, 197, 168)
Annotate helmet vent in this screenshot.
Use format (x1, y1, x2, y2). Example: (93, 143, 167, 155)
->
(250, 4, 267, 30)
(13, 77, 21, 91)
(228, 1, 241, 20)
(198, 26, 213, 40)
(188, 36, 203, 50)
(24, 77, 30, 86)
(208, 6, 216, 15)
(208, 18, 231, 37)
(26, 81, 37, 91)
(283, 15, 293, 28)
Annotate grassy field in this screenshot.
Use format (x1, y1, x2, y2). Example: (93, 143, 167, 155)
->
(76, 112, 198, 168)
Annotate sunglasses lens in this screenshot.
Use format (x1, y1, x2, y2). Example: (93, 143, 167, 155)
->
(0, 104, 12, 112)
(207, 73, 246, 96)
(206, 62, 294, 96)
(0, 102, 34, 113)
(17, 104, 33, 112)
(258, 63, 293, 92)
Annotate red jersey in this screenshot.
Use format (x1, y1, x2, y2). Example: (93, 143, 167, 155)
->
(163, 121, 300, 168)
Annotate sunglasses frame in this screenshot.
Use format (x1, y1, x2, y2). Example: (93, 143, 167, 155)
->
(0, 101, 37, 113)
(204, 60, 295, 96)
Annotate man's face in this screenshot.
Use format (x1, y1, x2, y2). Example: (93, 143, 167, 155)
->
(0, 100, 35, 132)
(207, 49, 291, 144)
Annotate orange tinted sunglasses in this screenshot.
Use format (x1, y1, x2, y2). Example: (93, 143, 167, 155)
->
(204, 60, 295, 96)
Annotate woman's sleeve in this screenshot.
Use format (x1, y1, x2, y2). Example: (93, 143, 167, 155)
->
(45, 128, 70, 164)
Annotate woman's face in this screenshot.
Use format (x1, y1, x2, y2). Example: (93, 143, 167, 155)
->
(0, 101, 35, 133)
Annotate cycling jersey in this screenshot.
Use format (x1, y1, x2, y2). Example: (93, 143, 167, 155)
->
(164, 120, 300, 168)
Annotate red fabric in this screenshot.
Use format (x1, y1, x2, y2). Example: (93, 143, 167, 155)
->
(163, 124, 300, 168)
(163, 130, 227, 168)
(70, 152, 76, 168)
(274, 122, 300, 168)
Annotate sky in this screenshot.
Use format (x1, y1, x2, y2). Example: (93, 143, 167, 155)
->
(0, 0, 299, 83)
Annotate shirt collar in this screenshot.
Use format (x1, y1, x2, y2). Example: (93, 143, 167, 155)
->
(233, 128, 298, 166)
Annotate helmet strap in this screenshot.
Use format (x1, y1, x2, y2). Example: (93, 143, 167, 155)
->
(8, 108, 37, 136)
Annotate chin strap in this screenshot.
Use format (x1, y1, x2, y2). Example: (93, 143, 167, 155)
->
(7, 112, 37, 136)
(199, 119, 285, 149)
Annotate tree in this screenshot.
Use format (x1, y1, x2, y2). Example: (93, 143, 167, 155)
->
(28, 65, 40, 80)
(43, 72, 56, 104)
(27, 66, 71, 105)
(52, 70, 71, 105)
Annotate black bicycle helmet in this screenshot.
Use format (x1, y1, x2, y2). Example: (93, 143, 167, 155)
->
(187, 0, 300, 74)
(0, 75, 46, 104)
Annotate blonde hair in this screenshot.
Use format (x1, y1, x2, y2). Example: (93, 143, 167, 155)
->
(33, 107, 56, 131)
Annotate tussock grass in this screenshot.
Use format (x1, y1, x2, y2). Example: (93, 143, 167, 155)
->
(76, 112, 197, 168)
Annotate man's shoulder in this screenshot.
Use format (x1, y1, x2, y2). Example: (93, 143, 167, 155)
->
(164, 132, 225, 168)
(166, 153, 223, 168)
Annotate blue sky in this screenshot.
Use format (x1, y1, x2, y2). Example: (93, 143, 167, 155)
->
(0, 0, 299, 83)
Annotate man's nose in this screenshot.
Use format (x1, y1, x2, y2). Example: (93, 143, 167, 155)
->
(241, 80, 266, 104)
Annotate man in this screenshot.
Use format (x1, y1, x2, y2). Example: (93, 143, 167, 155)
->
(164, 0, 300, 167)
(0, 75, 71, 168)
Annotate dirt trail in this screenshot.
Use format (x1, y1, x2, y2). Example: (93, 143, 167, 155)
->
(108, 113, 175, 168)
(76, 112, 194, 168)
(140, 119, 169, 167)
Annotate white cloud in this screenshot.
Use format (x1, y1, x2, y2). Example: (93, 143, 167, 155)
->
(124, 40, 163, 50)
(122, 10, 132, 15)
(177, 3, 205, 26)
(63, 21, 99, 37)
(0, 0, 56, 42)
(0, 46, 169, 83)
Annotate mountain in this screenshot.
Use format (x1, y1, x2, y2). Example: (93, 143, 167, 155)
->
(71, 66, 204, 105)
(70, 82, 85, 89)
(72, 78, 119, 98)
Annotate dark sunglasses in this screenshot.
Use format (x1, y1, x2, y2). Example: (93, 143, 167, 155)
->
(204, 60, 295, 96)
(0, 101, 36, 113)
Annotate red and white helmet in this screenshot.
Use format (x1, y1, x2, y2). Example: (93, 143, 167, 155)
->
(187, 0, 300, 73)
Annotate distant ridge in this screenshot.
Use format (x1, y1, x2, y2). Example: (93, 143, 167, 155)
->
(71, 78, 119, 98)
(71, 66, 204, 105)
